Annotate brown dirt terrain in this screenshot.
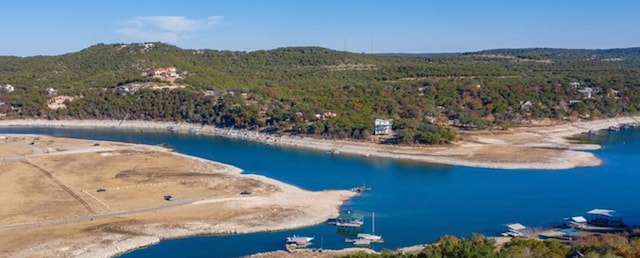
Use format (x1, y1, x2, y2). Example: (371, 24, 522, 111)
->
(0, 135, 354, 258)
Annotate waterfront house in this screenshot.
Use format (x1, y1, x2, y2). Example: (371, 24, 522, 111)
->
(374, 119, 393, 135)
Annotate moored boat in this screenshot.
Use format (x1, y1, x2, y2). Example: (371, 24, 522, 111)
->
(285, 235, 314, 252)
(286, 235, 314, 244)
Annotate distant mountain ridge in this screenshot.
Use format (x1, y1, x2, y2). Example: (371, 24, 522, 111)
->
(3, 42, 640, 60)
(376, 47, 640, 61)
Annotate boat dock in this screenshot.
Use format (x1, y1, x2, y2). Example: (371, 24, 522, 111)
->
(350, 185, 371, 193)
(332, 211, 364, 228)
(500, 208, 632, 242)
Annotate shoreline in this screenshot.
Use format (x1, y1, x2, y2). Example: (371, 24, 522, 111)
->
(1, 117, 638, 257)
(1, 117, 639, 170)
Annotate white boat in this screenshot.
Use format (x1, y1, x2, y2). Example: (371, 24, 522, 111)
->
(361, 212, 383, 243)
(188, 127, 200, 134)
(352, 238, 371, 247)
(336, 221, 364, 228)
(357, 233, 383, 243)
(286, 235, 314, 244)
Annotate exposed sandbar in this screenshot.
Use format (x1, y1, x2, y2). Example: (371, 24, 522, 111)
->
(0, 134, 355, 258)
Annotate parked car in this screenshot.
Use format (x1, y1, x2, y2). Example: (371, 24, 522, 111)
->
(240, 190, 251, 195)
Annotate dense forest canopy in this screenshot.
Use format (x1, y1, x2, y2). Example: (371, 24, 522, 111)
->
(1, 42, 639, 144)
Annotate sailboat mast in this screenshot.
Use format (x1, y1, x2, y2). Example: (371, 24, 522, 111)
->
(372, 212, 375, 234)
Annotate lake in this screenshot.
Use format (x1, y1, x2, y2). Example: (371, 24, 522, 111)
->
(2, 127, 638, 258)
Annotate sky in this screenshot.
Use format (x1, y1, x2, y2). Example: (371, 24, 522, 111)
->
(2, 0, 639, 56)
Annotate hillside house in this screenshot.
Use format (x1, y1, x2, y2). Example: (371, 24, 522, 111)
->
(374, 119, 393, 135)
(519, 100, 533, 110)
(0, 84, 14, 93)
(44, 87, 58, 96)
(323, 111, 337, 118)
(607, 89, 621, 99)
(314, 111, 338, 121)
(570, 82, 580, 89)
(577, 87, 593, 98)
(148, 67, 178, 77)
(47, 96, 74, 109)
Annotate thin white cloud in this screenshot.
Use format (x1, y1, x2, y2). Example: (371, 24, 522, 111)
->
(116, 16, 223, 43)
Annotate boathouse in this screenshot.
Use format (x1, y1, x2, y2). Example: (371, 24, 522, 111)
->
(501, 223, 527, 237)
(334, 211, 365, 228)
(566, 216, 588, 228)
(586, 209, 624, 227)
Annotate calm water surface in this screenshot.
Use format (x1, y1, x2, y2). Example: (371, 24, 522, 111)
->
(2, 127, 638, 258)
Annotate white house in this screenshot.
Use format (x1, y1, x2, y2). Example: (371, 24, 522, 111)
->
(570, 82, 580, 89)
(45, 87, 58, 96)
(0, 84, 14, 93)
(149, 67, 178, 77)
(374, 119, 393, 135)
(577, 87, 593, 98)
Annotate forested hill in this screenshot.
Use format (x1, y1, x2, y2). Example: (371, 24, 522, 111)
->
(1, 42, 639, 144)
(469, 47, 640, 65)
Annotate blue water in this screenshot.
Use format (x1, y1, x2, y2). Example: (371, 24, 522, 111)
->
(2, 127, 639, 258)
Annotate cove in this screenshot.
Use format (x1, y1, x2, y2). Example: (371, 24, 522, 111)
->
(2, 127, 639, 258)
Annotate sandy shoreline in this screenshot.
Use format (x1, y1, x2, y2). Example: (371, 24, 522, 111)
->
(2, 117, 639, 170)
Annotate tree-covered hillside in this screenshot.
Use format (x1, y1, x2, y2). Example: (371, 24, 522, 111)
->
(1, 43, 639, 144)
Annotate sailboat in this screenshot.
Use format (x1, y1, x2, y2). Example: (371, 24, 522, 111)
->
(357, 212, 383, 243)
(346, 212, 383, 246)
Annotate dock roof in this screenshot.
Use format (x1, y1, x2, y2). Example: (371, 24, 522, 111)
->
(587, 209, 620, 217)
(338, 212, 364, 220)
(569, 216, 587, 223)
(505, 223, 526, 231)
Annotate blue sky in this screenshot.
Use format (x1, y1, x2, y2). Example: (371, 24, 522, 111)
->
(2, 0, 639, 56)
